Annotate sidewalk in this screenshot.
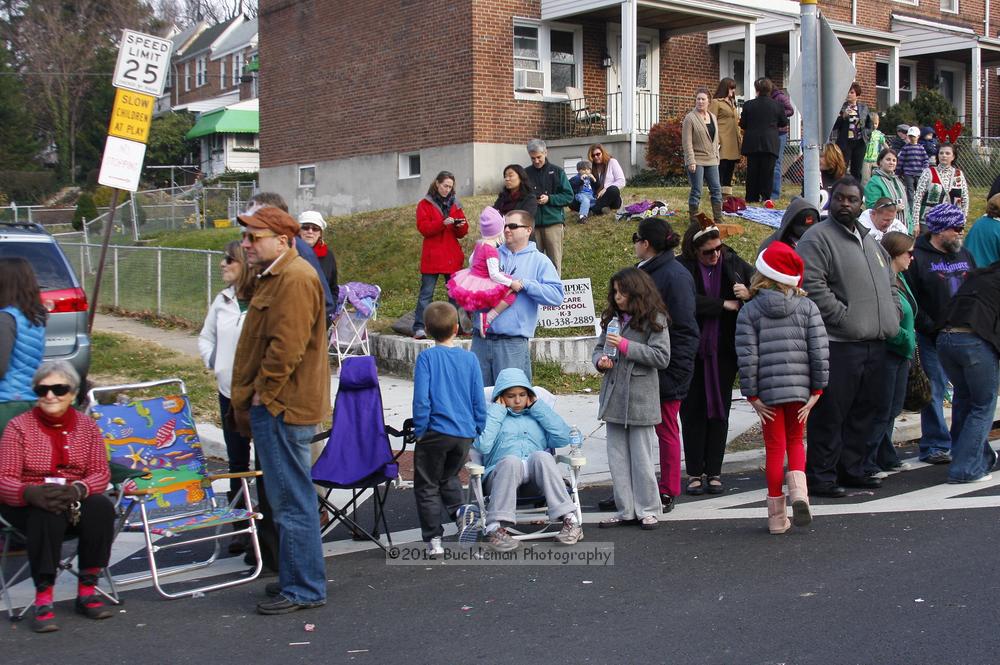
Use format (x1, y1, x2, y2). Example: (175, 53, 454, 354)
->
(91, 314, 992, 485)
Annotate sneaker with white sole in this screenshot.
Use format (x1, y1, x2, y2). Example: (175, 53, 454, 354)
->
(428, 537, 444, 557)
(555, 517, 583, 545)
(485, 527, 519, 552)
(455, 504, 481, 545)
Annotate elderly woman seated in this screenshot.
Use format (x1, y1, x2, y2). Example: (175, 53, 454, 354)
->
(474, 368, 582, 552)
(0, 360, 114, 633)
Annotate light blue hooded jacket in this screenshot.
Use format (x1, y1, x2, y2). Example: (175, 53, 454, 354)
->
(473, 368, 570, 478)
(472, 242, 564, 338)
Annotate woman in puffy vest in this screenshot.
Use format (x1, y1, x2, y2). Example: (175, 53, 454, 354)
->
(0, 257, 48, 435)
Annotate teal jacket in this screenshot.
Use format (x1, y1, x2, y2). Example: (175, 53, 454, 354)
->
(0, 307, 45, 403)
(473, 368, 570, 478)
(885, 275, 917, 359)
(965, 215, 1000, 268)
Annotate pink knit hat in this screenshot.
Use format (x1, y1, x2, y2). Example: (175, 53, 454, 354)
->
(480, 207, 505, 238)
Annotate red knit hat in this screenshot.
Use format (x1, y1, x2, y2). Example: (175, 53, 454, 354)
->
(755, 241, 804, 287)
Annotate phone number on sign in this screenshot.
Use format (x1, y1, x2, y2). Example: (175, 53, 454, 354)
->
(544, 316, 594, 327)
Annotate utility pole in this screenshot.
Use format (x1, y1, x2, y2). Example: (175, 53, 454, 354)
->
(800, 0, 821, 208)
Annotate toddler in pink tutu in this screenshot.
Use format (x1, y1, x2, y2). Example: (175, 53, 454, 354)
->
(447, 207, 518, 337)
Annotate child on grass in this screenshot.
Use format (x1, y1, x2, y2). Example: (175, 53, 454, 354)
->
(569, 160, 598, 222)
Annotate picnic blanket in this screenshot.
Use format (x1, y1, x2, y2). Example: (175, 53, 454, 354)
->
(728, 207, 784, 229)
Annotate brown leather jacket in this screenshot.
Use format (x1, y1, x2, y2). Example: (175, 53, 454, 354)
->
(230, 246, 331, 425)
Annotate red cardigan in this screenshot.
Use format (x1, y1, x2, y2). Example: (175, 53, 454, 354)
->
(416, 197, 468, 274)
(0, 408, 110, 507)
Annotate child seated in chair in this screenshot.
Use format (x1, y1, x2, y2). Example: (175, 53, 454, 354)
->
(474, 367, 583, 551)
(411, 302, 487, 557)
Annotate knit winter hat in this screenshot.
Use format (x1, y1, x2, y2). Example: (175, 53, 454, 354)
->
(480, 206, 505, 238)
(755, 241, 804, 287)
(925, 203, 965, 234)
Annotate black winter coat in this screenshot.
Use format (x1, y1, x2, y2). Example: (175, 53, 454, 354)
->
(637, 251, 700, 401)
(679, 247, 754, 368)
(739, 95, 787, 157)
(940, 262, 1000, 355)
(493, 188, 539, 220)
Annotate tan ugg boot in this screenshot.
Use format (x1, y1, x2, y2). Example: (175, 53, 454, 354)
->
(711, 200, 723, 223)
(688, 204, 699, 225)
(786, 470, 812, 527)
(766, 495, 790, 534)
(721, 185, 733, 197)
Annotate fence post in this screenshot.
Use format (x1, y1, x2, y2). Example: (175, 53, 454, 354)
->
(113, 247, 119, 307)
(206, 252, 213, 311)
(156, 249, 162, 315)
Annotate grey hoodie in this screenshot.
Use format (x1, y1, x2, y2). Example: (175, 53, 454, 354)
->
(736, 288, 829, 405)
(757, 197, 821, 255)
(796, 217, 900, 342)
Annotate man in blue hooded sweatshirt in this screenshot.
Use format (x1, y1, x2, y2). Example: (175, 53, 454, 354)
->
(470, 210, 564, 385)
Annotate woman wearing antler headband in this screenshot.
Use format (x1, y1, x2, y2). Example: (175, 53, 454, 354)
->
(912, 141, 969, 231)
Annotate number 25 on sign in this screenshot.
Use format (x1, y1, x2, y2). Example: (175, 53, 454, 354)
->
(112, 29, 172, 97)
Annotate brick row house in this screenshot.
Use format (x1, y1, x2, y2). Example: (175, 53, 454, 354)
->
(257, 0, 1000, 216)
(158, 16, 261, 177)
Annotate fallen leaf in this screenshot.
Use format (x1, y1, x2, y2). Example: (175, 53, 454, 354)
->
(304, 623, 316, 632)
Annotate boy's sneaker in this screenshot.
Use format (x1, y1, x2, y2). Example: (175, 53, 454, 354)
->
(455, 504, 481, 545)
(413, 329, 427, 340)
(485, 527, 519, 552)
(427, 537, 444, 557)
(555, 517, 583, 545)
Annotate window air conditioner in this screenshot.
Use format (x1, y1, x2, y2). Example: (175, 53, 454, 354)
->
(515, 69, 544, 92)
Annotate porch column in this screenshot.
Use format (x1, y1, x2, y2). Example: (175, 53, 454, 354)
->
(972, 44, 982, 137)
(744, 22, 756, 100)
(889, 45, 900, 107)
(788, 28, 801, 141)
(621, 0, 638, 165)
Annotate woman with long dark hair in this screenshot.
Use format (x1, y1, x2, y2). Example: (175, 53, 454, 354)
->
(678, 221, 753, 495)
(0, 257, 48, 435)
(492, 164, 539, 219)
(709, 78, 741, 198)
(587, 144, 626, 214)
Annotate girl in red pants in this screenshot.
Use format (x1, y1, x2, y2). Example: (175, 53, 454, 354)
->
(735, 242, 829, 534)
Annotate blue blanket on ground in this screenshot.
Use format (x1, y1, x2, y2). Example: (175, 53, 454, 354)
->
(726, 207, 784, 229)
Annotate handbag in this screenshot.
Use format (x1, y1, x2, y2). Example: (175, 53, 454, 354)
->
(903, 347, 932, 412)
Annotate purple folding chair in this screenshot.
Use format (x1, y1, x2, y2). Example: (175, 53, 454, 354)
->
(311, 356, 412, 551)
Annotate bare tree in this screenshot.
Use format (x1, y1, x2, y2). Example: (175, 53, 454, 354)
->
(171, 0, 256, 25)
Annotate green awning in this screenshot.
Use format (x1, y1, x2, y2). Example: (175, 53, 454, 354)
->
(185, 109, 259, 139)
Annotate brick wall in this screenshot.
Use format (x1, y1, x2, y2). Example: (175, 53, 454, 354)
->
(175, 50, 226, 106)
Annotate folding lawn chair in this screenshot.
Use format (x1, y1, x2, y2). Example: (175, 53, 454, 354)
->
(330, 282, 381, 367)
(311, 356, 412, 552)
(87, 379, 263, 599)
(463, 385, 586, 543)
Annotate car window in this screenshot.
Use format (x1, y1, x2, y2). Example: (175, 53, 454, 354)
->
(0, 243, 75, 290)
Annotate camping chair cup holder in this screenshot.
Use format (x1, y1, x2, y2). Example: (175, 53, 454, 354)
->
(87, 378, 263, 600)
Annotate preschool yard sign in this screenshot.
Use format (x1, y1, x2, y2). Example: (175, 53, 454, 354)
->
(538, 278, 600, 336)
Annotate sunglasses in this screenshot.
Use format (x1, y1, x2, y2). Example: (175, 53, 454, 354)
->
(701, 246, 723, 257)
(505, 223, 529, 231)
(241, 230, 279, 243)
(300, 224, 322, 233)
(223, 255, 239, 265)
(34, 384, 72, 397)
(632, 233, 645, 243)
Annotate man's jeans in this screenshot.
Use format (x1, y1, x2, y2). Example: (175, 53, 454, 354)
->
(687, 165, 722, 208)
(575, 192, 597, 217)
(771, 132, 788, 200)
(470, 335, 531, 386)
(250, 405, 326, 604)
(413, 273, 455, 334)
(937, 331, 1000, 482)
(916, 333, 952, 459)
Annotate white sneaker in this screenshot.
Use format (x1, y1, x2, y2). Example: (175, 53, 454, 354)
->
(427, 537, 444, 556)
(970, 474, 993, 483)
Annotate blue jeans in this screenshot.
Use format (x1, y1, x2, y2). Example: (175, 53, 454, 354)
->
(219, 393, 252, 502)
(937, 332, 999, 482)
(865, 351, 908, 474)
(917, 333, 952, 459)
(575, 192, 597, 217)
(772, 132, 788, 200)
(687, 165, 722, 208)
(413, 273, 456, 334)
(470, 335, 531, 386)
(250, 405, 326, 604)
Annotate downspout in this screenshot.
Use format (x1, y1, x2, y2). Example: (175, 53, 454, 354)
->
(852, 0, 857, 25)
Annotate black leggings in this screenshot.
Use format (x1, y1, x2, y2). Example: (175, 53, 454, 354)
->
(745, 153, 777, 203)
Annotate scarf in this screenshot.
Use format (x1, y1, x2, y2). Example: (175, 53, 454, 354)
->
(697, 262, 726, 420)
(33, 406, 74, 474)
(312, 239, 328, 258)
(431, 191, 456, 218)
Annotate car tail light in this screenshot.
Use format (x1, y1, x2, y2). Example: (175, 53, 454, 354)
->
(41, 287, 89, 313)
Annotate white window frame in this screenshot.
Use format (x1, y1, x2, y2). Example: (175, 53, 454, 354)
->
(298, 165, 316, 189)
(232, 134, 257, 149)
(196, 56, 208, 87)
(934, 59, 966, 119)
(891, 0, 918, 5)
(398, 152, 421, 180)
(941, 0, 958, 13)
(512, 19, 583, 101)
(184, 62, 191, 92)
(219, 59, 225, 87)
(874, 58, 917, 110)
(232, 52, 244, 87)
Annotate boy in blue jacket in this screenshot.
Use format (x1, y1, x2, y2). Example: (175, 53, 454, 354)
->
(474, 367, 582, 551)
(412, 302, 486, 556)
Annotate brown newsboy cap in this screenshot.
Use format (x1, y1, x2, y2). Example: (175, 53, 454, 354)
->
(237, 205, 300, 239)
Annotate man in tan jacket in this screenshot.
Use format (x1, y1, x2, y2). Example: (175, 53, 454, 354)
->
(230, 206, 331, 615)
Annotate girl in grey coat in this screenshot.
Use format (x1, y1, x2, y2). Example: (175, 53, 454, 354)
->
(736, 242, 829, 535)
(593, 268, 671, 529)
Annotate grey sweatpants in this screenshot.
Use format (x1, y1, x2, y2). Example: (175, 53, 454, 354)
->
(606, 423, 661, 520)
(484, 452, 576, 529)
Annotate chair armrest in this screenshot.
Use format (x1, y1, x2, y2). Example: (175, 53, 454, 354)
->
(110, 463, 151, 485)
(556, 454, 587, 469)
(205, 471, 263, 481)
(466, 462, 484, 477)
(123, 487, 157, 497)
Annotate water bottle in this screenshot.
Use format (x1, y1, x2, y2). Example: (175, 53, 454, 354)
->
(604, 316, 620, 358)
(568, 425, 583, 458)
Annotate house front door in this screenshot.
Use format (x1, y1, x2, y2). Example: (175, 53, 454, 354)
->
(607, 26, 659, 134)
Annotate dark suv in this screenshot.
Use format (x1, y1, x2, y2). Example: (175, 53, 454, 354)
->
(0, 221, 91, 384)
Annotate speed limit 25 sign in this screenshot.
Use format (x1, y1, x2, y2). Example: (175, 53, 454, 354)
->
(113, 29, 173, 97)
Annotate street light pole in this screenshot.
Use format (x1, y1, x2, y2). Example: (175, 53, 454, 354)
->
(800, 0, 821, 208)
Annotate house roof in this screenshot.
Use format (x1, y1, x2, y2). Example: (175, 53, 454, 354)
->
(213, 18, 257, 59)
(180, 16, 242, 60)
(173, 90, 241, 114)
(186, 100, 259, 139)
(171, 21, 207, 58)
(891, 13, 1000, 65)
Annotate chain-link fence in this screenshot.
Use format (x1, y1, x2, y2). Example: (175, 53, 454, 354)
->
(60, 242, 222, 324)
(202, 181, 256, 229)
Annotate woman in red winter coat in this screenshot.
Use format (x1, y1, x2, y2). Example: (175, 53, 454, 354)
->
(413, 171, 469, 339)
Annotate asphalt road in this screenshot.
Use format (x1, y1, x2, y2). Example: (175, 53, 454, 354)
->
(3, 453, 999, 665)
